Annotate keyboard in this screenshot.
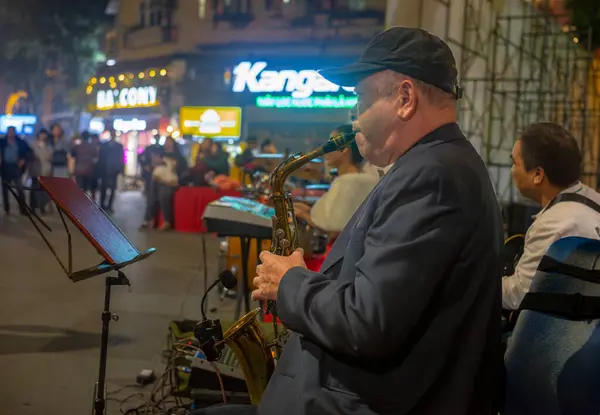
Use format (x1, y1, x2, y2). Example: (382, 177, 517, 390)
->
(203, 197, 274, 239)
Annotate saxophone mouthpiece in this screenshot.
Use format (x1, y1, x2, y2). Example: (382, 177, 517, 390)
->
(322, 132, 356, 155)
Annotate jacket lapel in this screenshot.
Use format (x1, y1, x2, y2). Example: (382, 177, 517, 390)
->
(318, 222, 353, 274)
(318, 179, 382, 273)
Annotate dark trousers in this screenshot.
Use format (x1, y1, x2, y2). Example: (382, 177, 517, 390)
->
(76, 175, 98, 201)
(142, 170, 153, 196)
(187, 404, 257, 415)
(1, 165, 25, 214)
(29, 177, 47, 214)
(100, 174, 118, 210)
(144, 180, 176, 224)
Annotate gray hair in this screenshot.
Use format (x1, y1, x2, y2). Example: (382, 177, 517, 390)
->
(381, 70, 456, 108)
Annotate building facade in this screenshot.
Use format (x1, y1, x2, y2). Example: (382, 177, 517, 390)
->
(386, 0, 600, 201)
(87, 0, 385, 154)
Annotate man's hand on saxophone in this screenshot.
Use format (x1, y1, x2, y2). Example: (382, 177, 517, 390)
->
(252, 249, 307, 301)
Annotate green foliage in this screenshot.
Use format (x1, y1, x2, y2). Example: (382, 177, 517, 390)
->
(565, 0, 600, 49)
(0, 0, 110, 108)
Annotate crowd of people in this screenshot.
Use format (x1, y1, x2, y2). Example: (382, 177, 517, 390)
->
(139, 135, 265, 231)
(0, 124, 125, 216)
(0, 117, 396, 233)
(0, 117, 345, 226)
(194, 131, 383, 240)
(138, 135, 306, 231)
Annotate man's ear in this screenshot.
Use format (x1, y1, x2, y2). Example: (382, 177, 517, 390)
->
(533, 167, 545, 185)
(396, 80, 417, 121)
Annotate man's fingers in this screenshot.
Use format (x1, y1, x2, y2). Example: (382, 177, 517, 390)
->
(259, 250, 274, 262)
(260, 249, 304, 262)
(253, 276, 263, 288)
(251, 289, 265, 301)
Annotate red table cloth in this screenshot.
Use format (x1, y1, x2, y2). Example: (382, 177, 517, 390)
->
(170, 186, 241, 233)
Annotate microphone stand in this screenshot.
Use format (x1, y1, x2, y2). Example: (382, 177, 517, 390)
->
(201, 279, 221, 320)
(195, 272, 237, 362)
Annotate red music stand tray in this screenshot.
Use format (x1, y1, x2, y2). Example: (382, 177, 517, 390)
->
(34, 176, 156, 282)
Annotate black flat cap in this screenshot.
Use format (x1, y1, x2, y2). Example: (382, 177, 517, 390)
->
(319, 27, 463, 99)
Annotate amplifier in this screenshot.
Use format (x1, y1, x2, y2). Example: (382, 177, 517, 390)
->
(169, 320, 250, 404)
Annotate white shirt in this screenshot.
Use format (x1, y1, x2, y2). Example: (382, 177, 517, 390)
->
(362, 162, 393, 179)
(502, 182, 600, 310)
(310, 172, 379, 232)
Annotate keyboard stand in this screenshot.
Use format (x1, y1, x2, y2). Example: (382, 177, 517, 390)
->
(255, 238, 265, 321)
(235, 236, 252, 319)
(202, 200, 273, 320)
(232, 236, 272, 320)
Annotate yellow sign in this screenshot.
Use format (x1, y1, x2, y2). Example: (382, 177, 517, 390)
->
(180, 106, 242, 138)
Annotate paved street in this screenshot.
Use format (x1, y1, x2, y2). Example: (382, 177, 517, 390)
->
(0, 191, 235, 414)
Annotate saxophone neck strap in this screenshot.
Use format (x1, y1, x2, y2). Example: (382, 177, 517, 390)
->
(545, 192, 600, 215)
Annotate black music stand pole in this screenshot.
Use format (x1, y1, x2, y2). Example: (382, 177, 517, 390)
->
(93, 270, 130, 415)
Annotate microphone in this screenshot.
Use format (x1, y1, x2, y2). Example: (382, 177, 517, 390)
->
(195, 270, 237, 362)
(220, 269, 237, 290)
(201, 270, 237, 319)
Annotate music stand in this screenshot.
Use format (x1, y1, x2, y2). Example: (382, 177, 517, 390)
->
(6, 177, 156, 415)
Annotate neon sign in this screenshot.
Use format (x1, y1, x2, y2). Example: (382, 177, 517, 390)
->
(232, 61, 354, 99)
(89, 117, 105, 133)
(96, 86, 158, 110)
(114, 118, 147, 132)
(0, 114, 37, 134)
(256, 94, 357, 109)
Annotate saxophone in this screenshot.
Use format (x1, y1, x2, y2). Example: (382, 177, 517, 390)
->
(217, 131, 356, 404)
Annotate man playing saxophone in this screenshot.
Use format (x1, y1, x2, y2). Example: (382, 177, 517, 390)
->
(198, 27, 504, 415)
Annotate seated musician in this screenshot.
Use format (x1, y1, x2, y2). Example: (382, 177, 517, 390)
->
(234, 136, 259, 170)
(503, 122, 600, 310)
(234, 136, 273, 185)
(259, 139, 277, 155)
(293, 124, 378, 239)
(195, 27, 504, 415)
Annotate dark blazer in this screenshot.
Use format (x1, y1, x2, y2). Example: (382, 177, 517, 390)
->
(259, 123, 504, 415)
(98, 140, 125, 176)
(0, 136, 32, 175)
